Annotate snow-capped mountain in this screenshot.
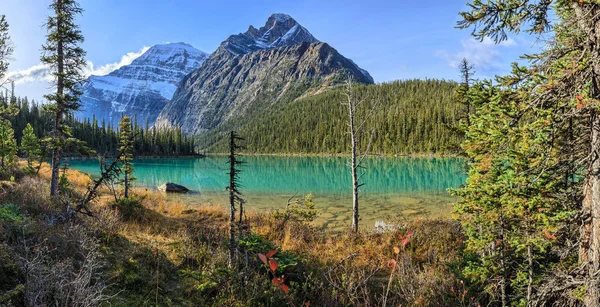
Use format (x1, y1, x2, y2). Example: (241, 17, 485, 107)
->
(77, 42, 209, 127)
(222, 13, 319, 55)
(155, 14, 374, 135)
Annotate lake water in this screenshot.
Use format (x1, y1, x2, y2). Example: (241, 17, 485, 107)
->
(67, 156, 466, 230)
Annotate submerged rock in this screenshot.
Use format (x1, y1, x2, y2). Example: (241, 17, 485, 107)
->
(158, 182, 189, 193)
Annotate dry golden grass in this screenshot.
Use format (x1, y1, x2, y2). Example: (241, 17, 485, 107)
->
(6, 161, 465, 306)
(36, 161, 92, 190)
(35, 163, 462, 268)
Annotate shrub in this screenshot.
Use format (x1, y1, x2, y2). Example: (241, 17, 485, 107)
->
(113, 196, 145, 222)
(0, 204, 22, 223)
(273, 193, 319, 224)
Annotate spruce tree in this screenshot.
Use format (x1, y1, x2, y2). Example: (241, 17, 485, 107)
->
(452, 78, 574, 305)
(41, 0, 87, 197)
(0, 119, 17, 171)
(20, 123, 41, 168)
(0, 15, 17, 119)
(118, 115, 135, 198)
(0, 15, 12, 88)
(456, 1, 600, 305)
(456, 58, 474, 128)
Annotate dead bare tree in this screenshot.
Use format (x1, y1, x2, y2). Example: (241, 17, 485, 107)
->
(342, 78, 378, 233)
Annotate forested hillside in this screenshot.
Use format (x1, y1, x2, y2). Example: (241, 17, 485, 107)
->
(3, 94, 196, 157)
(200, 79, 460, 154)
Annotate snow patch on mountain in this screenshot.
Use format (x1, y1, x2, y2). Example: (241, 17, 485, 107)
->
(78, 42, 210, 127)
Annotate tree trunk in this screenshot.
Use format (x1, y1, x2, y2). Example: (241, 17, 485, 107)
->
(500, 214, 507, 307)
(124, 171, 129, 199)
(582, 109, 600, 307)
(50, 0, 63, 197)
(228, 131, 236, 268)
(348, 93, 359, 233)
(527, 229, 533, 304)
(574, 4, 600, 306)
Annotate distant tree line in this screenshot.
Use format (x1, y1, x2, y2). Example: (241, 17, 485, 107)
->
(1, 94, 197, 157)
(200, 79, 461, 155)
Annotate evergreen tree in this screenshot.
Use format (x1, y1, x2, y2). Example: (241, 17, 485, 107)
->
(0, 15, 17, 119)
(455, 1, 600, 305)
(452, 78, 574, 305)
(41, 0, 87, 197)
(0, 119, 17, 171)
(456, 58, 475, 131)
(0, 15, 12, 89)
(118, 115, 135, 199)
(20, 123, 41, 168)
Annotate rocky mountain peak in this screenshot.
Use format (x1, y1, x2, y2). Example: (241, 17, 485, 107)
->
(221, 13, 319, 55)
(129, 42, 209, 72)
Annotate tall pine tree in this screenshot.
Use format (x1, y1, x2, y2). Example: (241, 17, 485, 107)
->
(0, 15, 17, 119)
(0, 15, 12, 90)
(41, 0, 86, 197)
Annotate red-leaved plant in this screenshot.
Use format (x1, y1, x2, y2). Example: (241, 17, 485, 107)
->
(258, 250, 310, 307)
(382, 231, 414, 306)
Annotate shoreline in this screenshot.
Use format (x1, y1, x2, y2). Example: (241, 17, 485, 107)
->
(204, 152, 460, 158)
(61, 154, 205, 160)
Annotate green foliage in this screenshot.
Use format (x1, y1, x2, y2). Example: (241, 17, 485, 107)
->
(452, 78, 577, 304)
(0, 244, 23, 306)
(453, 1, 600, 305)
(58, 172, 72, 194)
(200, 79, 461, 154)
(41, 0, 86, 113)
(113, 196, 145, 222)
(2, 94, 196, 157)
(41, 0, 87, 196)
(274, 193, 319, 223)
(239, 233, 299, 272)
(20, 123, 41, 168)
(0, 14, 13, 82)
(0, 119, 17, 171)
(0, 203, 22, 223)
(117, 115, 135, 198)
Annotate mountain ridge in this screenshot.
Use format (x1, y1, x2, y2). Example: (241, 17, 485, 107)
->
(155, 14, 374, 135)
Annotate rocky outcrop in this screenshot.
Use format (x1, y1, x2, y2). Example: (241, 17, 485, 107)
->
(158, 182, 190, 193)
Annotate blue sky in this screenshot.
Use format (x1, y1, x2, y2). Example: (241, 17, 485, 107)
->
(3, 0, 541, 102)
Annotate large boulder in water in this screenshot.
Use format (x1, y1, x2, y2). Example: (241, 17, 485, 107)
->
(158, 182, 189, 193)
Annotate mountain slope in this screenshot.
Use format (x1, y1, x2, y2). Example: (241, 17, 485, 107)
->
(155, 14, 374, 135)
(77, 43, 209, 127)
(200, 79, 461, 154)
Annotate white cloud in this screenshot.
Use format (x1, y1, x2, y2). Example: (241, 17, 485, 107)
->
(4, 45, 150, 85)
(5, 63, 54, 85)
(436, 37, 518, 71)
(82, 46, 150, 76)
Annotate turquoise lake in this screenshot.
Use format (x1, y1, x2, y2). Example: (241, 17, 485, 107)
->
(66, 156, 467, 230)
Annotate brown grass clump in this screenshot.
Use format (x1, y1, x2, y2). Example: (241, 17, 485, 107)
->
(37, 161, 92, 188)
